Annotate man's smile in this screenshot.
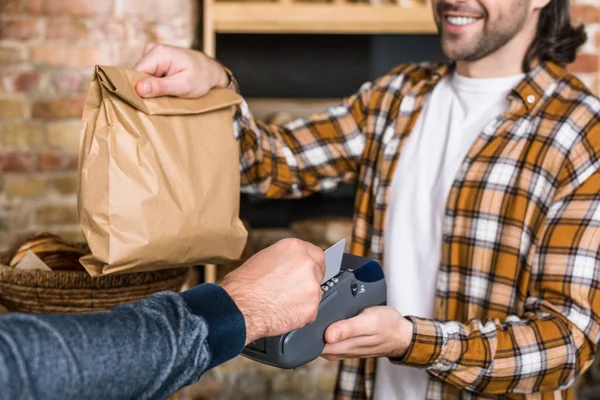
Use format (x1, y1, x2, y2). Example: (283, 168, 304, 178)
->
(443, 12, 484, 33)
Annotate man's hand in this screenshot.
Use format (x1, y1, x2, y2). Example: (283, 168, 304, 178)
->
(321, 306, 414, 361)
(218, 238, 326, 345)
(132, 43, 230, 99)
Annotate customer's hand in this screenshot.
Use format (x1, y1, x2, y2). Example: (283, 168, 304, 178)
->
(219, 238, 326, 345)
(132, 43, 229, 99)
(321, 306, 413, 361)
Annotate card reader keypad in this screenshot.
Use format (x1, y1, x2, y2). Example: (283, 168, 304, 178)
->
(321, 272, 344, 294)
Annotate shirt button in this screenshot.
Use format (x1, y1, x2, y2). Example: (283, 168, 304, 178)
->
(526, 94, 536, 104)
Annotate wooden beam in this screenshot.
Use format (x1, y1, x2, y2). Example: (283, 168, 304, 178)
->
(203, 0, 216, 57)
(213, 3, 437, 34)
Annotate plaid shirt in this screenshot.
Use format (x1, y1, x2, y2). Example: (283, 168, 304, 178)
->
(228, 61, 600, 399)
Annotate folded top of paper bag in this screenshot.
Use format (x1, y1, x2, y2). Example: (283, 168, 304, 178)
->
(95, 65, 243, 116)
(78, 65, 248, 277)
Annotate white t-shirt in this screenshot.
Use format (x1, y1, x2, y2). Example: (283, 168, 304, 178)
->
(373, 71, 525, 400)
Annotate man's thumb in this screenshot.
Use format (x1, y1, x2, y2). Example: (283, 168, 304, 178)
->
(136, 75, 182, 98)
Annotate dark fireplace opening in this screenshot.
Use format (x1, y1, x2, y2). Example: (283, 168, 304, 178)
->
(216, 33, 446, 98)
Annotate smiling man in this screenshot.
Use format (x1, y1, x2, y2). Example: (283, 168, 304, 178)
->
(132, 0, 600, 399)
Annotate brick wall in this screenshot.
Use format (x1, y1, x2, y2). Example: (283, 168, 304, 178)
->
(570, 0, 600, 92)
(1, 1, 600, 399)
(0, 0, 195, 250)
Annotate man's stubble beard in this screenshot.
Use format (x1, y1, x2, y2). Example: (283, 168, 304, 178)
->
(436, 2, 529, 63)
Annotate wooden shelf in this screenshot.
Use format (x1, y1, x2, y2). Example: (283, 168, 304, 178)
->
(213, 2, 437, 34)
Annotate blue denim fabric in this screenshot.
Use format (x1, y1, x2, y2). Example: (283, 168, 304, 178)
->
(0, 284, 245, 400)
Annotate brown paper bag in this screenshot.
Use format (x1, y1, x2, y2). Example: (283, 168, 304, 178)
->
(78, 65, 248, 277)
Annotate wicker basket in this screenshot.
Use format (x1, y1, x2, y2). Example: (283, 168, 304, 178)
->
(0, 250, 190, 399)
(0, 252, 189, 314)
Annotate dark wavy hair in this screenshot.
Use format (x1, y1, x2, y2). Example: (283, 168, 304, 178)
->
(523, 0, 587, 72)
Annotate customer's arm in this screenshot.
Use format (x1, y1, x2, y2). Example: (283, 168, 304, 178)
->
(0, 284, 243, 400)
(0, 238, 325, 400)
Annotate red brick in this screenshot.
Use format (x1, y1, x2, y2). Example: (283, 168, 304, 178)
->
(1, 70, 39, 93)
(0, 150, 33, 173)
(571, 4, 600, 25)
(32, 98, 85, 120)
(15, 70, 41, 92)
(0, 0, 24, 14)
(48, 70, 90, 94)
(1, 70, 41, 94)
(568, 54, 599, 74)
(87, 19, 126, 41)
(0, 18, 42, 41)
(27, 0, 113, 16)
(0, 46, 28, 63)
(45, 18, 88, 40)
(31, 44, 104, 68)
(37, 149, 78, 171)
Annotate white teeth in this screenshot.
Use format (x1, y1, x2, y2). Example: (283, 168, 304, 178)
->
(446, 16, 477, 26)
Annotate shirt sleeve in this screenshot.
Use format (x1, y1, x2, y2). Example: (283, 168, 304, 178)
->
(0, 283, 245, 400)
(226, 68, 372, 199)
(390, 165, 600, 394)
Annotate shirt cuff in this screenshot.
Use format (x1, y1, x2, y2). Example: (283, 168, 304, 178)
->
(389, 316, 445, 368)
(180, 283, 246, 369)
(222, 65, 241, 94)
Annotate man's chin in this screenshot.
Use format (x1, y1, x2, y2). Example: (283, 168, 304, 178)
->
(441, 47, 467, 62)
(440, 40, 480, 62)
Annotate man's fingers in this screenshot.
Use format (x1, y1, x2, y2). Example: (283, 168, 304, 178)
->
(133, 46, 170, 77)
(325, 312, 376, 344)
(136, 74, 187, 98)
(322, 336, 379, 357)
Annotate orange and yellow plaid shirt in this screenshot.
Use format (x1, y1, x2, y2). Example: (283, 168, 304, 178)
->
(229, 61, 600, 399)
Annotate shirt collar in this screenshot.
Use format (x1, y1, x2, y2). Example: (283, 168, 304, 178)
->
(509, 61, 568, 111)
(429, 61, 568, 112)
